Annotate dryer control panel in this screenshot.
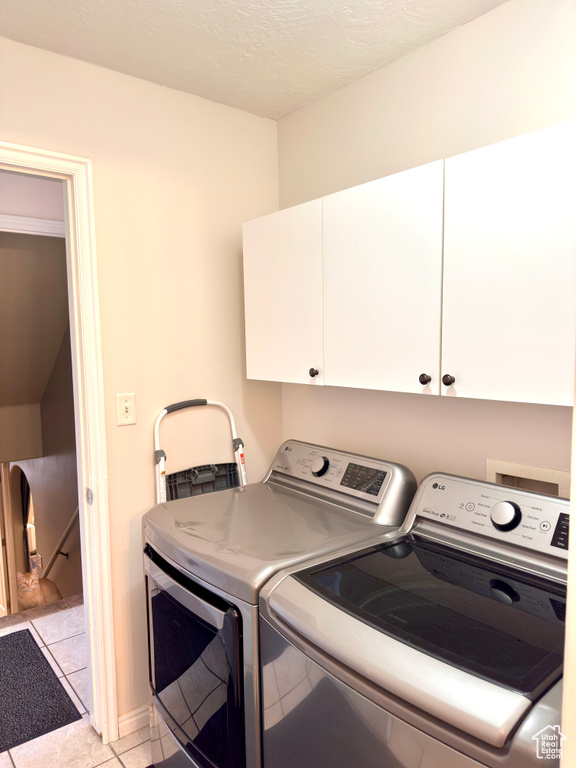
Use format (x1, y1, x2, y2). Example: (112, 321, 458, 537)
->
(264, 440, 417, 526)
(269, 440, 391, 500)
(404, 473, 569, 559)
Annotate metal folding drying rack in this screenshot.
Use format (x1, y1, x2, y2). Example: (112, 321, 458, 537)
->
(153, 399, 247, 504)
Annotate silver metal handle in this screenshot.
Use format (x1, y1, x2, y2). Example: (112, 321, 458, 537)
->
(144, 552, 225, 630)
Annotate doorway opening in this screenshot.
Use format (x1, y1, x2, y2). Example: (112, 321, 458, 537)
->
(0, 222, 82, 614)
(0, 142, 117, 743)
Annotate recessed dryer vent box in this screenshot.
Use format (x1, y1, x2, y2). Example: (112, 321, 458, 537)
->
(486, 459, 570, 499)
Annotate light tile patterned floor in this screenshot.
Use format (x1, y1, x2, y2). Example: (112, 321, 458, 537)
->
(0, 598, 152, 768)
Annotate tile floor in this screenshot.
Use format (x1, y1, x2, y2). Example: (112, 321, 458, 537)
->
(0, 597, 153, 768)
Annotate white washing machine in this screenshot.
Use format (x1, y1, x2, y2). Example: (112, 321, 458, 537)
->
(143, 439, 416, 768)
(260, 473, 568, 768)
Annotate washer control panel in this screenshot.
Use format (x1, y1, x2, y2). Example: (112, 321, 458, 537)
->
(269, 440, 392, 502)
(406, 473, 570, 559)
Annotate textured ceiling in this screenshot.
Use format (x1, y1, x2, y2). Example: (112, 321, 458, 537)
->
(0, 0, 510, 119)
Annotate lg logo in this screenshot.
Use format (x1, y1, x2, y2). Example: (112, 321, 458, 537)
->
(432, 483, 446, 491)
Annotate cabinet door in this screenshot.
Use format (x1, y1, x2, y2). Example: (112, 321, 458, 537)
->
(443, 121, 576, 405)
(323, 161, 444, 393)
(243, 200, 324, 384)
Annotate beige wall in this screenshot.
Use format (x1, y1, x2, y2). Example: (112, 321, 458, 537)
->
(0, 232, 70, 412)
(276, 0, 576, 484)
(0, 405, 42, 462)
(0, 37, 282, 719)
(14, 327, 81, 599)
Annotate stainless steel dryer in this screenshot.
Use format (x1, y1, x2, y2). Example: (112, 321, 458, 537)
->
(260, 473, 568, 768)
(143, 439, 416, 768)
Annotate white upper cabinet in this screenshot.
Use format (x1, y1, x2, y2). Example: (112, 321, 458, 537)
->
(242, 120, 576, 405)
(442, 121, 576, 405)
(242, 200, 324, 384)
(323, 161, 444, 393)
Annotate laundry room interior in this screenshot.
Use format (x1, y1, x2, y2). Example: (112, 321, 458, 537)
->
(0, 0, 575, 766)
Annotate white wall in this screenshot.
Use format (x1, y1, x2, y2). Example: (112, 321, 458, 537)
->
(0, 37, 282, 720)
(276, 0, 576, 485)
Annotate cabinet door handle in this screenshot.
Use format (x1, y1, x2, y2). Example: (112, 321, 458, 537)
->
(442, 374, 456, 386)
(419, 373, 432, 385)
(309, 368, 319, 378)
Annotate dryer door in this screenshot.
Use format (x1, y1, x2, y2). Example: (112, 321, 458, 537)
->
(145, 545, 245, 768)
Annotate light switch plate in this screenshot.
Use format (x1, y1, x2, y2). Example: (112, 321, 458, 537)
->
(116, 393, 136, 426)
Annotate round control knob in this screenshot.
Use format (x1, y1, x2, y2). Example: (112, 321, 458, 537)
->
(490, 500, 522, 532)
(309, 368, 319, 378)
(489, 579, 520, 606)
(442, 374, 456, 387)
(310, 455, 330, 477)
(419, 373, 432, 385)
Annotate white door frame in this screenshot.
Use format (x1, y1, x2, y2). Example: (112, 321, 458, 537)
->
(0, 471, 9, 617)
(0, 141, 118, 742)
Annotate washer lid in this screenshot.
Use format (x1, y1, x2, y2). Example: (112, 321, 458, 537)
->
(143, 482, 397, 604)
(263, 535, 565, 747)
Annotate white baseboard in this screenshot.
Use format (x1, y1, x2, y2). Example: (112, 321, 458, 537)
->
(118, 704, 150, 739)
